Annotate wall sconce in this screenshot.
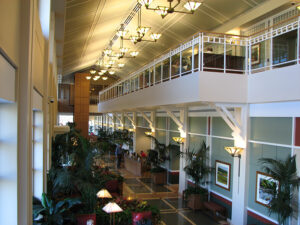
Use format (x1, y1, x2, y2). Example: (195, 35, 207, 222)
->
(172, 137, 185, 144)
(224, 146, 243, 158)
(145, 131, 153, 136)
(128, 128, 135, 132)
(224, 146, 244, 177)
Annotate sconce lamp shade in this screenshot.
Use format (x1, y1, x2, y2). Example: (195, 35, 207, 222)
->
(172, 137, 185, 144)
(128, 128, 135, 132)
(102, 202, 123, 214)
(145, 131, 152, 136)
(97, 189, 112, 199)
(224, 146, 243, 157)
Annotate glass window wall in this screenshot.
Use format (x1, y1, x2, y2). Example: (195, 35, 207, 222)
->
(171, 53, 180, 77)
(162, 58, 170, 81)
(181, 47, 192, 75)
(155, 62, 162, 84)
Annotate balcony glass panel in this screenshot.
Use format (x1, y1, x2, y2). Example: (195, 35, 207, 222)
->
(144, 70, 149, 88)
(162, 58, 170, 81)
(251, 40, 270, 73)
(273, 30, 297, 68)
(181, 47, 192, 75)
(139, 73, 143, 90)
(149, 67, 154, 86)
(194, 44, 199, 71)
(155, 62, 162, 84)
(171, 53, 180, 78)
(203, 42, 224, 72)
(226, 44, 246, 74)
(135, 77, 139, 91)
(131, 78, 135, 92)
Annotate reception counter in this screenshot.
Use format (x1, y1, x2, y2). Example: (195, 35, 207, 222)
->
(124, 156, 145, 176)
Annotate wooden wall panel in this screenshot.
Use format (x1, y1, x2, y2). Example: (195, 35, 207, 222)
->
(74, 73, 90, 137)
(295, 117, 300, 146)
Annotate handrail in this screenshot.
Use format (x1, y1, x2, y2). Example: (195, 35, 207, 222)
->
(99, 14, 300, 100)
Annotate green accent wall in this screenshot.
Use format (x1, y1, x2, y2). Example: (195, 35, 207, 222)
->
(247, 142, 291, 221)
(250, 117, 292, 145)
(156, 117, 166, 129)
(210, 137, 234, 199)
(170, 117, 180, 131)
(212, 117, 232, 137)
(156, 130, 166, 144)
(189, 117, 207, 134)
(189, 134, 206, 151)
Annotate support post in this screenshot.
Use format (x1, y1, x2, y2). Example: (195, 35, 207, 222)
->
(178, 108, 188, 194)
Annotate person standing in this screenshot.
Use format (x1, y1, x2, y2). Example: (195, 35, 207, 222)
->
(115, 143, 123, 169)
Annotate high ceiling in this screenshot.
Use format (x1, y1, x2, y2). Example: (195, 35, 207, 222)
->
(58, 0, 292, 79)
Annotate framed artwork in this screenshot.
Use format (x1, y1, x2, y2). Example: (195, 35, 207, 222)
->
(251, 43, 260, 65)
(255, 171, 279, 207)
(215, 160, 231, 191)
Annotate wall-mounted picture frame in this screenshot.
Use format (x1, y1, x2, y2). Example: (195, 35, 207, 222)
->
(255, 171, 279, 207)
(251, 43, 260, 65)
(215, 160, 231, 191)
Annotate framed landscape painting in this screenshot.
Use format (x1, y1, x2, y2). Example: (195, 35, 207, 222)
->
(255, 171, 279, 207)
(215, 160, 231, 191)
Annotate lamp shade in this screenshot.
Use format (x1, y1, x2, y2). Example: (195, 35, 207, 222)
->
(224, 146, 243, 157)
(102, 202, 123, 213)
(145, 131, 152, 136)
(97, 189, 112, 198)
(172, 137, 185, 144)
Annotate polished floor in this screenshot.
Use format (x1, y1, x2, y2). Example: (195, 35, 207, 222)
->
(102, 155, 225, 225)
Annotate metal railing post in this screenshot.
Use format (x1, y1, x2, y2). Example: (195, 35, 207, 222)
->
(201, 33, 204, 71)
(224, 35, 226, 73)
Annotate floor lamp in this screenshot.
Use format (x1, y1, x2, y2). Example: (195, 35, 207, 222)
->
(102, 202, 123, 225)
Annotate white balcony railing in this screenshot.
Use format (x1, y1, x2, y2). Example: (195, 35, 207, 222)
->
(99, 16, 300, 103)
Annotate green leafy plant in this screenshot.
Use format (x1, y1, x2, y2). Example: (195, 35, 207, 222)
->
(146, 135, 178, 173)
(181, 141, 212, 197)
(259, 155, 300, 225)
(33, 193, 81, 225)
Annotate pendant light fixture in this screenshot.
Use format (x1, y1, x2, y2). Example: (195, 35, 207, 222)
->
(140, 0, 202, 19)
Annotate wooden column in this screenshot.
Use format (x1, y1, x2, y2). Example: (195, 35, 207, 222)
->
(74, 73, 90, 137)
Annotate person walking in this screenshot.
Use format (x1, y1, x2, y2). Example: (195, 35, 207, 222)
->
(115, 143, 123, 169)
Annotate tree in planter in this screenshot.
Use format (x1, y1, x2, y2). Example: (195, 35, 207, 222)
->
(181, 141, 213, 210)
(146, 135, 179, 184)
(259, 155, 300, 225)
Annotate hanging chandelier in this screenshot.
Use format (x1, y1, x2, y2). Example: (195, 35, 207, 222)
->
(139, 0, 202, 19)
(118, 9, 161, 44)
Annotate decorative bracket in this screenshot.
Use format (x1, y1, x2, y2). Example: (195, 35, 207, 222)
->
(161, 106, 184, 131)
(124, 112, 136, 129)
(210, 103, 246, 147)
(113, 112, 124, 127)
(139, 111, 154, 131)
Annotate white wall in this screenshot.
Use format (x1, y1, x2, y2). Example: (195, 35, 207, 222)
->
(0, 54, 16, 103)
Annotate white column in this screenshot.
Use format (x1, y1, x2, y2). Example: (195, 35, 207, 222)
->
(231, 105, 249, 225)
(150, 111, 156, 149)
(133, 112, 137, 152)
(178, 108, 188, 194)
(18, 0, 34, 224)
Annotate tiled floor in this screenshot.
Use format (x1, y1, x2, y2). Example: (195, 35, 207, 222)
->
(101, 156, 221, 225)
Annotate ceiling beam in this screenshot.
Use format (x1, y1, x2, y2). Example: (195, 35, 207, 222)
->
(213, 0, 290, 33)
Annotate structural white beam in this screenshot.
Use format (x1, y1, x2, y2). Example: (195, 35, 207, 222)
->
(124, 112, 136, 128)
(213, 0, 290, 33)
(139, 111, 154, 130)
(113, 112, 124, 126)
(161, 107, 184, 131)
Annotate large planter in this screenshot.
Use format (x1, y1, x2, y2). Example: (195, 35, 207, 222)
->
(77, 214, 96, 225)
(187, 193, 207, 210)
(151, 171, 167, 185)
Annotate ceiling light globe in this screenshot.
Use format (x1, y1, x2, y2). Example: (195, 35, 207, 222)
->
(104, 49, 112, 55)
(86, 75, 92, 80)
(90, 69, 96, 74)
(138, 0, 153, 8)
(150, 33, 161, 40)
(109, 71, 115, 75)
(155, 6, 168, 17)
(118, 63, 125, 68)
(120, 48, 128, 53)
(117, 30, 128, 37)
(184, 1, 202, 12)
(130, 51, 139, 57)
(102, 76, 108, 80)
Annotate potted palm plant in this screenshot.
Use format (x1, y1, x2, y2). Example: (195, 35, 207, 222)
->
(182, 141, 212, 210)
(146, 136, 171, 185)
(259, 155, 300, 225)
